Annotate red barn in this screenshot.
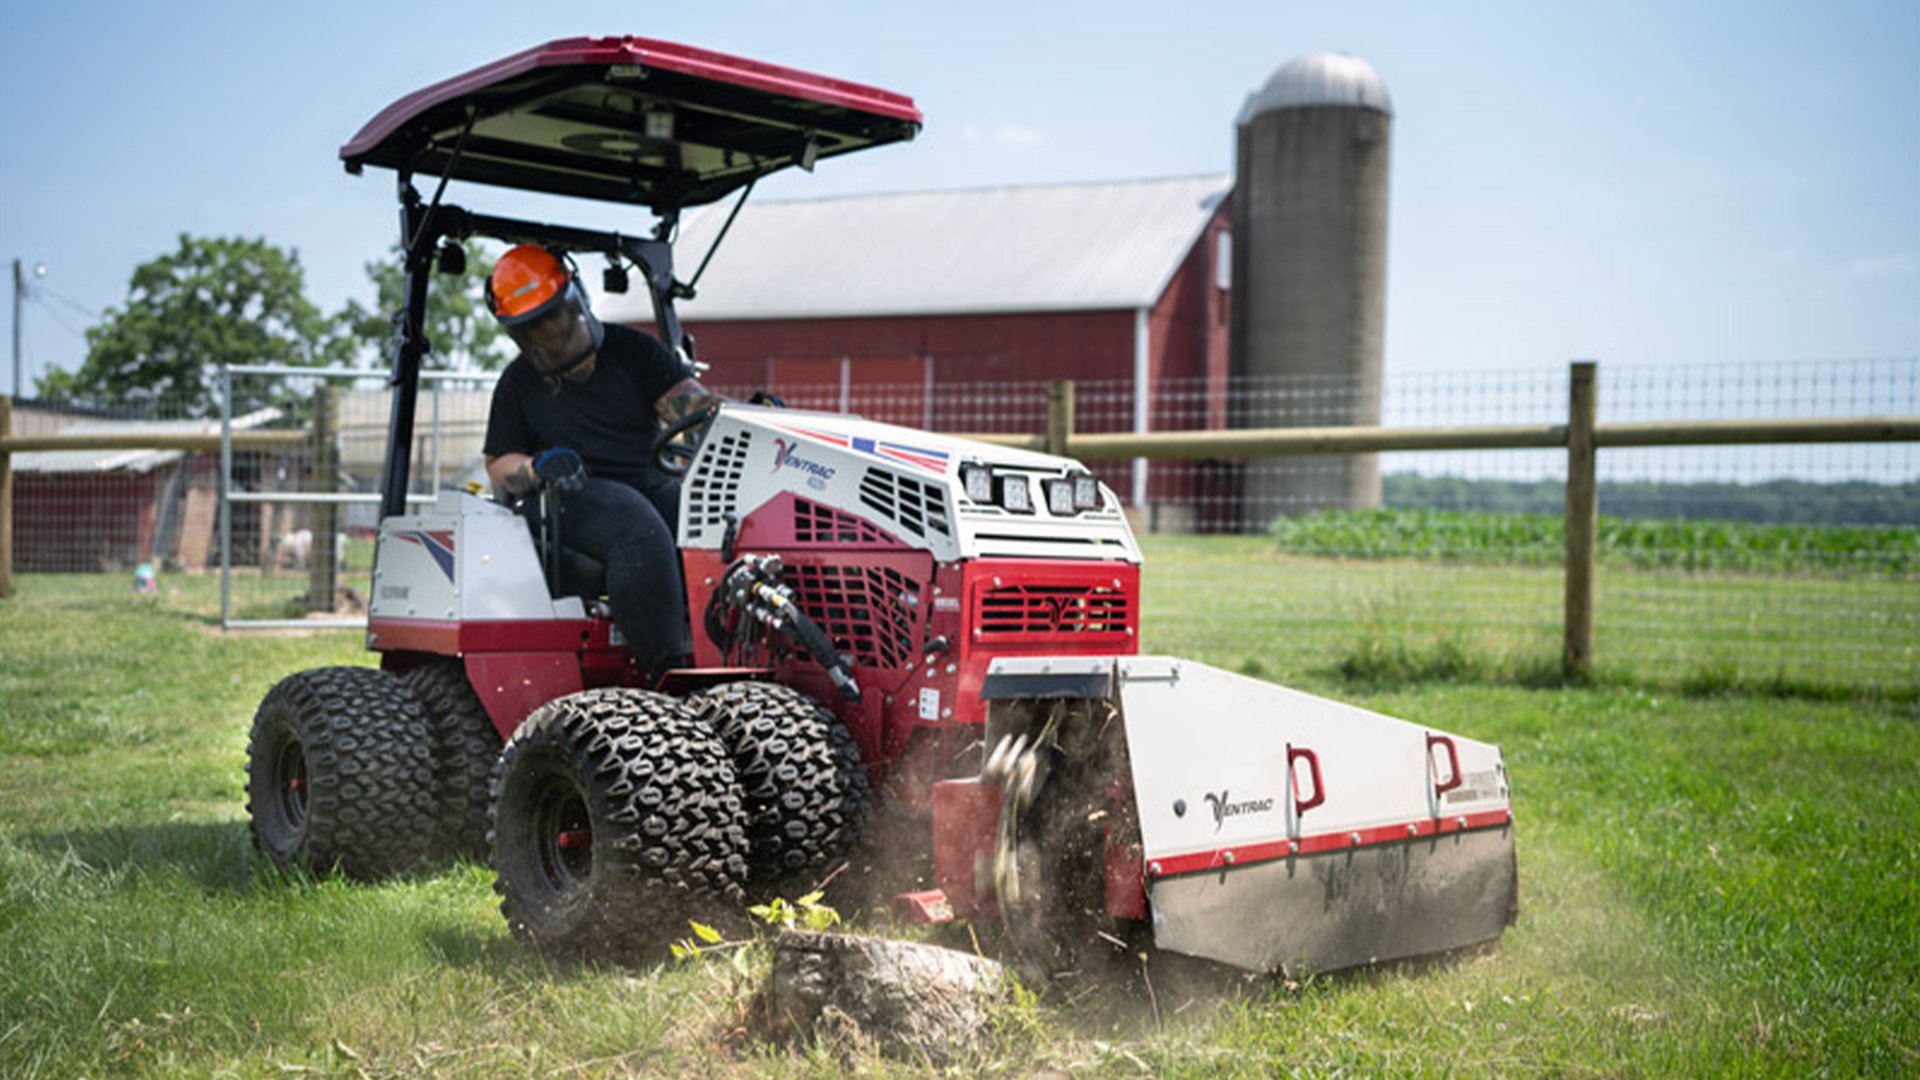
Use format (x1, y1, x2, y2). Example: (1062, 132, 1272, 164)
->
(603, 175, 1234, 525)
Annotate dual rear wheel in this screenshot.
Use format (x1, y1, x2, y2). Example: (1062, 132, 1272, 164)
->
(246, 668, 866, 959)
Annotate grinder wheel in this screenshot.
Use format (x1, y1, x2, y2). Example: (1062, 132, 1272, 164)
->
(987, 698, 1145, 986)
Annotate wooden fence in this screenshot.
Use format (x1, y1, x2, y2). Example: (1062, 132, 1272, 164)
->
(3, 361, 1916, 678)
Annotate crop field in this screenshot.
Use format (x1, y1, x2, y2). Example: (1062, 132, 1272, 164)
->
(1164, 515, 1919, 697)
(1, 540, 1915, 1077)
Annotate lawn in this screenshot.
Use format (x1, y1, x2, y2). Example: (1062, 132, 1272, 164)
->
(0, 549, 1915, 1076)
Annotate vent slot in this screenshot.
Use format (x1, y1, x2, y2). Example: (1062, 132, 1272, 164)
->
(858, 467, 952, 542)
(785, 561, 924, 670)
(684, 429, 752, 542)
(792, 497, 895, 546)
(978, 583, 1131, 639)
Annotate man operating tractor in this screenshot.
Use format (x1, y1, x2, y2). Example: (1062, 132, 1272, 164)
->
(480, 244, 714, 681)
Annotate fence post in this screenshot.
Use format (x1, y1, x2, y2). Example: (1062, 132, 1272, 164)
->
(1047, 379, 1075, 457)
(0, 396, 13, 599)
(307, 384, 340, 613)
(1564, 361, 1598, 680)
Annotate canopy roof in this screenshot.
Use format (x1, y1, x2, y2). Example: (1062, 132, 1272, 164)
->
(341, 36, 921, 210)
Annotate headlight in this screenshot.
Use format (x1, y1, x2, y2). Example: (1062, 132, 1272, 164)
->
(998, 474, 1033, 514)
(960, 462, 994, 503)
(1071, 471, 1101, 510)
(1045, 478, 1076, 516)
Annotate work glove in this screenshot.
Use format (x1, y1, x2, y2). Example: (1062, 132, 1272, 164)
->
(532, 447, 587, 494)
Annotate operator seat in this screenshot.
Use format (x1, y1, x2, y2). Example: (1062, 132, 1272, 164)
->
(507, 490, 608, 601)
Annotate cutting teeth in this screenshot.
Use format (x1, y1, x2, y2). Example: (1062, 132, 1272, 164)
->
(984, 732, 1027, 785)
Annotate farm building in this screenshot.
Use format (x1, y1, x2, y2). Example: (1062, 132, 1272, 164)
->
(599, 174, 1237, 526)
(10, 401, 293, 572)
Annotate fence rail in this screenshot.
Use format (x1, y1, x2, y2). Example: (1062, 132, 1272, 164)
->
(965, 417, 1920, 457)
(3, 357, 1915, 691)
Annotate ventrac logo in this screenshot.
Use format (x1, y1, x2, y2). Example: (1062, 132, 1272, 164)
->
(1202, 790, 1276, 832)
(772, 438, 837, 490)
(1040, 595, 1074, 630)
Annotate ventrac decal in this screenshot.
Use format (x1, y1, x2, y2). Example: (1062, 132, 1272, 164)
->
(771, 437, 838, 490)
(1203, 790, 1277, 832)
(766, 422, 950, 475)
(392, 529, 456, 582)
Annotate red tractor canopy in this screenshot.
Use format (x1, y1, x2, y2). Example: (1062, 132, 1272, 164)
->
(341, 35, 921, 209)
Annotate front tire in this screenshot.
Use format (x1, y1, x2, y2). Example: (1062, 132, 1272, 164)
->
(491, 688, 748, 958)
(245, 666, 437, 880)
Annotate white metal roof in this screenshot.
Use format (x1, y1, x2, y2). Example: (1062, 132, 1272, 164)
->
(598, 174, 1230, 322)
(15, 409, 281, 474)
(1239, 52, 1392, 123)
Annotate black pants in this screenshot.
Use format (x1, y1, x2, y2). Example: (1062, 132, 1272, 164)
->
(537, 475, 691, 675)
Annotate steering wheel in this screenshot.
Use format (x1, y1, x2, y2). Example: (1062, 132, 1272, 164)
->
(651, 403, 720, 477)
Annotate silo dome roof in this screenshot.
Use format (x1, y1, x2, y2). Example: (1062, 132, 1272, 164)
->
(1239, 52, 1392, 123)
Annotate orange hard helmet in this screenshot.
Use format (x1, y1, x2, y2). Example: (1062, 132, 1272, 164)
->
(487, 245, 573, 324)
(486, 245, 604, 375)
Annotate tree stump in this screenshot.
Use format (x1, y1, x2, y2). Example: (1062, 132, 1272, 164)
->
(759, 929, 1011, 1064)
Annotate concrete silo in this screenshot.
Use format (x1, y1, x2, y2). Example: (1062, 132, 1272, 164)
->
(1230, 52, 1392, 521)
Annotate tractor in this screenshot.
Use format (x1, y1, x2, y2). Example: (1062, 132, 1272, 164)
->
(245, 36, 1517, 977)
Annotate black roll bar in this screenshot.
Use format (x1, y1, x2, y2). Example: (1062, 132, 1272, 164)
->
(376, 186, 695, 519)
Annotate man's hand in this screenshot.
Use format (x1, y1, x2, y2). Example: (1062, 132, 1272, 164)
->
(533, 447, 587, 493)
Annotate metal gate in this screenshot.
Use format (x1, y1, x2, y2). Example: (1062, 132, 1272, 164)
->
(218, 363, 498, 629)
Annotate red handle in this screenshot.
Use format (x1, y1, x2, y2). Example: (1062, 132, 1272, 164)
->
(1427, 734, 1463, 795)
(1287, 744, 1325, 814)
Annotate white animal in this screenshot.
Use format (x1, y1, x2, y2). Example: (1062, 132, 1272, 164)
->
(273, 528, 314, 570)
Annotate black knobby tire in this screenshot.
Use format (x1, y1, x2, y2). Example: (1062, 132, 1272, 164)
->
(402, 659, 504, 863)
(491, 688, 748, 957)
(244, 666, 437, 880)
(689, 681, 870, 893)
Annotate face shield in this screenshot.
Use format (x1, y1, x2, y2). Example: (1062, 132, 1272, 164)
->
(488, 247, 606, 378)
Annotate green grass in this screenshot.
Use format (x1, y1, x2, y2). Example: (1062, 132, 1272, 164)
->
(1144, 534, 1918, 697)
(2, 557, 1917, 1076)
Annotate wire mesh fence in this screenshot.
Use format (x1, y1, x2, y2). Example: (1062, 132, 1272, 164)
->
(7, 358, 1914, 695)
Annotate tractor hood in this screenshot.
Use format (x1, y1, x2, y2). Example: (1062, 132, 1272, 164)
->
(341, 36, 921, 210)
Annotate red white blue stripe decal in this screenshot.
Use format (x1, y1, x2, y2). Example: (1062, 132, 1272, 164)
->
(773, 423, 950, 475)
(394, 529, 456, 581)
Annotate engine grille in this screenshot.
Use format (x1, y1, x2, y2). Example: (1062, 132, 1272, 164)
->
(978, 583, 1132, 639)
(859, 467, 952, 544)
(684, 428, 752, 543)
(785, 560, 924, 670)
(792, 497, 895, 546)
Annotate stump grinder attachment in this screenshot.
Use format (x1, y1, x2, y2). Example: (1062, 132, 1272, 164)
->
(962, 655, 1518, 975)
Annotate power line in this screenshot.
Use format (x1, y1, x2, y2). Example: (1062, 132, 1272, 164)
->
(35, 300, 91, 343)
(33, 284, 99, 322)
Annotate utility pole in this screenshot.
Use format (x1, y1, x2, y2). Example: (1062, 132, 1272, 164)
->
(11, 259, 45, 398)
(10, 259, 21, 398)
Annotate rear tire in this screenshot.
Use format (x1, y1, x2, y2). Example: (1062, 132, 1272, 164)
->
(491, 688, 748, 958)
(245, 666, 437, 880)
(402, 659, 503, 862)
(689, 681, 870, 894)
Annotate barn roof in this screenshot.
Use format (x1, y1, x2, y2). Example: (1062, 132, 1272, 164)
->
(15, 410, 282, 475)
(599, 174, 1231, 322)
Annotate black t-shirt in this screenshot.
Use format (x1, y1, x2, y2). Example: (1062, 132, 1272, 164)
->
(482, 323, 689, 491)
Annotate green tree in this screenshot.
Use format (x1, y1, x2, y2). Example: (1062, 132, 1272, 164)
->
(38, 235, 340, 417)
(336, 239, 506, 372)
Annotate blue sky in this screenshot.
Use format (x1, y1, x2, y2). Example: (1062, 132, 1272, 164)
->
(2, 1, 1915, 396)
